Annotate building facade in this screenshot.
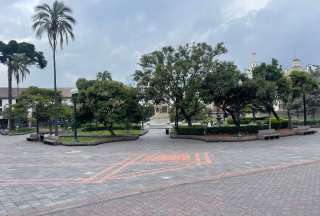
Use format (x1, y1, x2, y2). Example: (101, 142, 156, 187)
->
(0, 87, 72, 129)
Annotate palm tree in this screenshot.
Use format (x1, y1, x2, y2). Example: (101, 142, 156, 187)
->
(11, 54, 31, 96)
(1, 40, 47, 131)
(32, 0, 76, 136)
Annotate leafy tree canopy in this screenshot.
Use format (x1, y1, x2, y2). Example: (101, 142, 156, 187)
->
(134, 42, 227, 126)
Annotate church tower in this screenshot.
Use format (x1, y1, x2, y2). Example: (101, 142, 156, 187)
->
(247, 52, 257, 78)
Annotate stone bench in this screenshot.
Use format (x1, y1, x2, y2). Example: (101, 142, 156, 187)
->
(296, 126, 317, 135)
(258, 129, 280, 140)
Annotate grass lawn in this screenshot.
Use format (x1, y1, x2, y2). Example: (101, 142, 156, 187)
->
(79, 129, 144, 136)
(59, 137, 113, 144)
(10, 128, 36, 134)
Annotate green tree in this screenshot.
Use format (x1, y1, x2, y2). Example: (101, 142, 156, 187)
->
(134, 42, 227, 127)
(97, 70, 112, 81)
(0, 40, 47, 130)
(277, 76, 295, 128)
(10, 54, 31, 95)
(252, 59, 284, 125)
(201, 61, 256, 126)
(33, 0, 76, 136)
(14, 87, 64, 133)
(289, 70, 318, 125)
(77, 76, 143, 134)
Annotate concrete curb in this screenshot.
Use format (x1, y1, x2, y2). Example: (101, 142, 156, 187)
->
(171, 130, 317, 142)
(43, 136, 140, 146)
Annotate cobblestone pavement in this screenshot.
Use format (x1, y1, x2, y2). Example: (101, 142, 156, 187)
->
(0, 129, 320, 215)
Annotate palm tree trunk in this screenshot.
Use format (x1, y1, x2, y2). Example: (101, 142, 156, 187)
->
(8, 68, 13, 131)
(53, 44, 59, 136)
(16, 82, 20, 97)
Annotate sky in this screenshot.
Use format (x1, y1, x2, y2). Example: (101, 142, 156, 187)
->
(0, 0, 320, 88)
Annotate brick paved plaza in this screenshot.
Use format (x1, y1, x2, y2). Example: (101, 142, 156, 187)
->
(0, 130, 320, 216)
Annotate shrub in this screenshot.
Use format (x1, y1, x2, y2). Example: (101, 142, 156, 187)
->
(268, 118, 289, 130)
(176, 125, 269, 135)
(82, 124, 142, 132)
(227, 117, 268, 125)
(176, 127, 205, 135)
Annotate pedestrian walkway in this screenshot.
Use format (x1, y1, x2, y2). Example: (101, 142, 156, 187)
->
(0, 129, 319, 215)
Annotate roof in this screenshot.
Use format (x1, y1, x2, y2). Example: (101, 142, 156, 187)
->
(0, 87, 72, 99)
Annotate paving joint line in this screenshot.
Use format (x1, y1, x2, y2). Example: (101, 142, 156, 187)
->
(33, 159, 320, 216)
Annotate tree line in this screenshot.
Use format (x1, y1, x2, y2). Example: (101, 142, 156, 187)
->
(134, 42, 320, 128)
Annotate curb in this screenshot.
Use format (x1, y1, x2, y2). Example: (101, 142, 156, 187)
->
(171, 130, 317, 142)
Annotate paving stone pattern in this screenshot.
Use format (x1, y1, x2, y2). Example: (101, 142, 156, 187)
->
(0, 130, 319, 215)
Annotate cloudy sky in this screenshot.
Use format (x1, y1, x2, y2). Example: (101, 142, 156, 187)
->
(0, 0, 320, 88)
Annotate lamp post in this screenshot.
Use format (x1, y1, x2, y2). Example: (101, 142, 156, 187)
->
(34, 101, 40, 136)
(237, 79, 243, 137)
(71, 88, 79, 143)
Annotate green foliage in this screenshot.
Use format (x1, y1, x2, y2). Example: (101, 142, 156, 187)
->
(201, 61, 257, 125)
(176, 120, 289, 136)
(97, 70, 112, 81)
(13, 87, 69, 126)
(176, 125, 269, 136)
(289, 70, 319, 125)
(252, 59, 284, 119)
(269, 118, 289, 130)
(134, 42, 227, 126)
(33, 0, 76, 49)
(0, 40, 47, 130)
(76, 74, 144, 130)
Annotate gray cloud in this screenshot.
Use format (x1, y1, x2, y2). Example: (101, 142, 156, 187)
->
(0, 0, 319, 88)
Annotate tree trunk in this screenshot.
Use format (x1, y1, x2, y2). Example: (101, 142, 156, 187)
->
(175, 104, 179, 129)
(53, 44, 59, 136)
(229, 111, 238, 126)
(49, 120, 53, 135)
(271, 108, 280, 120)
(8, 68, 13, 131)
(287, 109, 293, 129)
(268, 112, 272, 129)
(252, 108, 256, 123)
(303, 93, 307, 126)
(109, 122, 116, 136)
(186, 117, 192, 127)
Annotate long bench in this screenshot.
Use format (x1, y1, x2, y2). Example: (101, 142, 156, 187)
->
(295, 126, 317, 135)
(258, 129, 280, 140)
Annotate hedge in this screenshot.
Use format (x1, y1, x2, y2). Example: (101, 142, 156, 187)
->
(176, 119, 289, 135)
(82, 125, 142, 132)
(227, 117, 269, 125)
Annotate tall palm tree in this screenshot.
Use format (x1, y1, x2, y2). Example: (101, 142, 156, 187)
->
(32, 0, 76, 136)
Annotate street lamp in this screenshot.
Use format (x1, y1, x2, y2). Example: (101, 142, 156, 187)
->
(34, 101, 40, 136)
(71, 88, 79, 143)
(236, 79, 243, 137)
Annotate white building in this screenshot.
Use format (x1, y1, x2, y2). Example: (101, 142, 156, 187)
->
(0, 87, 72, 129)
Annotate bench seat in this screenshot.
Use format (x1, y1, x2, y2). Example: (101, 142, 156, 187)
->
(296, 126, 317, 135)
(258, 129, 280, 140)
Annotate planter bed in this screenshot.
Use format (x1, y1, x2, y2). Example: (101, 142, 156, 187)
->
(1, 129, 36, 136)
(44, 135, 141, 146)
(171, 129, 314, 142)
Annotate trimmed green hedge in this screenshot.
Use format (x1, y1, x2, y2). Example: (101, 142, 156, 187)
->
(176, 119, 289, 135)
(227, 117, 269, 125)
(82, 125, 142, 132)
(176, 125, 268, 135)
(269, 119, 288, 130)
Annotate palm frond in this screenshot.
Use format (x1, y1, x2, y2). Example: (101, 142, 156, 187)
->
(32, 0, 76, 50)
